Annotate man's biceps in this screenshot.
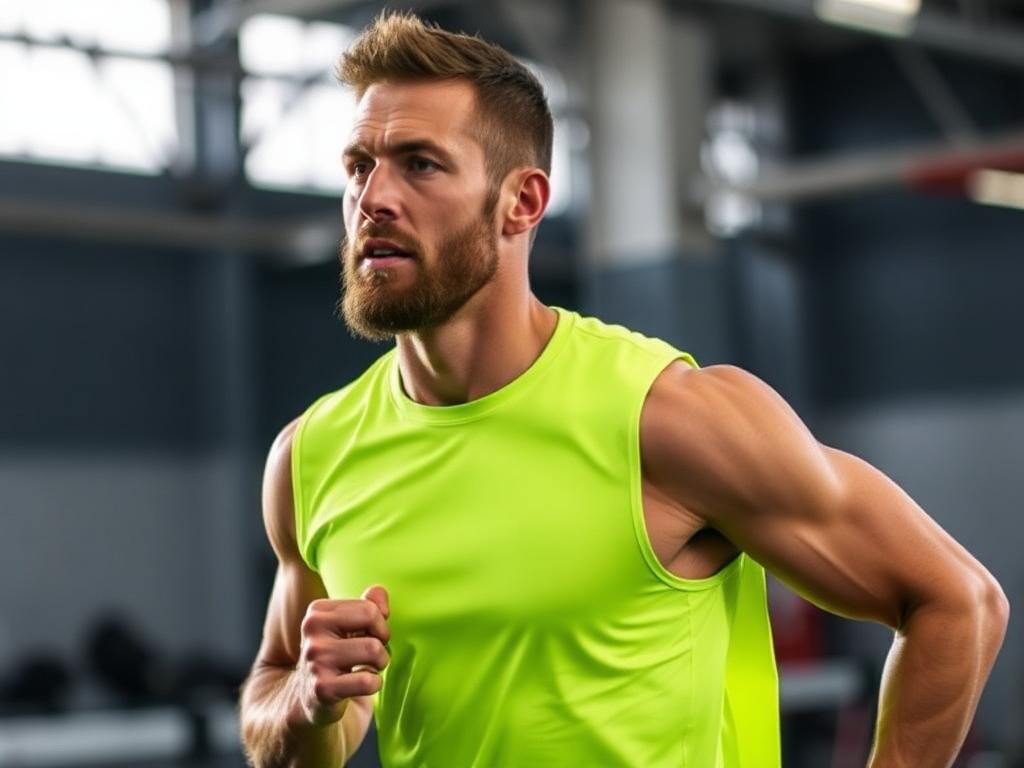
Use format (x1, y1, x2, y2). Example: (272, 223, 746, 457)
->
(788, 470, 964, 624)
(799, 536, 909, 626)
(731, 488, 914, 627)
(825, 448, 967, 573)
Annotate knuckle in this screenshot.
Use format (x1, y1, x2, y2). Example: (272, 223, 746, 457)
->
(304, 641, 324, 661)
(312, 680, 332, 703)
(300, 612, 319, 637)
(355, 672, 381, 696)
(357, 601, 376, 622)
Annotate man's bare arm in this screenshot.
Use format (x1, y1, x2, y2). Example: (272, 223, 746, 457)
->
(642, 362, 1009, 768)
(239, 419, 386, 767)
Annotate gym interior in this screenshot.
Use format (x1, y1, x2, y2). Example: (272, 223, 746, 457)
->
(1, 0, 1022, 766)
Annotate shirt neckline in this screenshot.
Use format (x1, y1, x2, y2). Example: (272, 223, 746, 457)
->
(388, 305, 575, 424)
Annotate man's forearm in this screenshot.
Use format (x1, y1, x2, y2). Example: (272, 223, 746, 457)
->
(240, 664, 350, 768)
(868, 587, 1009, 768)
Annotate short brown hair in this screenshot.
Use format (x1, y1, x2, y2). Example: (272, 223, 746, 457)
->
(336, 12, 553, 191)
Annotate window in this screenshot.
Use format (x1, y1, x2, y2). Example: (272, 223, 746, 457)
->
(239, 15, 355, 194)
(701, 101, 763, 237)
(0, 0, 178, 174)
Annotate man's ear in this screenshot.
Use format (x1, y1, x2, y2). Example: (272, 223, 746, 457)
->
(501, 169, 550, 237)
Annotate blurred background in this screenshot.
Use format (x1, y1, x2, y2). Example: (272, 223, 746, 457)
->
(1, 0, 1022, 766)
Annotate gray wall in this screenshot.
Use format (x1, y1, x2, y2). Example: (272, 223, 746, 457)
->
(0, 452, 245, 665)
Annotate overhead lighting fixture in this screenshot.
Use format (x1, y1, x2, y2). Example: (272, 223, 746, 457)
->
(967, 169, 1024, 211)
(815, 0, 921, 37)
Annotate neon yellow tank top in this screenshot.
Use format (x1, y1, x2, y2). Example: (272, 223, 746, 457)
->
(292, 307, 780, 767)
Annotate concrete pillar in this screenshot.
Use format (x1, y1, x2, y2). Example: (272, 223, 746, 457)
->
(189, 0, 258, 663)
(582, 1, 729, 359)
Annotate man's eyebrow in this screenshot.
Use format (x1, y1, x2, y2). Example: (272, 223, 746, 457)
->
(342, 139, 456, 165)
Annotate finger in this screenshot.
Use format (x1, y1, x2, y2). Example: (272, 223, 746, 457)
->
(342, 635, 391, 672)
(305, 599, 390, 642)
(307, 635, 390, 672)
(361, 585, 390, 620)
(316, 670, 383, 701)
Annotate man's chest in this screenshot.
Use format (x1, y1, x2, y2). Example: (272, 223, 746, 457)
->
(312, 434, 646, 627)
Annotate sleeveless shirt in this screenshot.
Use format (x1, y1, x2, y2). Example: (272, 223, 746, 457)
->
(291, 306, 781, 767)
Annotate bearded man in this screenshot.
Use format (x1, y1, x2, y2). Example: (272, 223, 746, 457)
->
(239, 12, 1008, 768)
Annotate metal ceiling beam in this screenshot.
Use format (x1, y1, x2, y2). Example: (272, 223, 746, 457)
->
(889, 43, 979, 143)
(193, 0, 362, 47)
(697, 0, 1024, 69)
(0, 199, 340, 264)
(696, 130, 1024, 202)
(192, 0, 460, 47)
(0, 196, 576, 275)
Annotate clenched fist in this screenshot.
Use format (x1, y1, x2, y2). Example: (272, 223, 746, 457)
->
(294, 585, 391, 728)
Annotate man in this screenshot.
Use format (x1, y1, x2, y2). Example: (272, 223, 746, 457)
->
(239, 12, 1008, 767)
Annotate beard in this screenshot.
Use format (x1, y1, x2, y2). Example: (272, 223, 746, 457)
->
(337, 210, 500, 342)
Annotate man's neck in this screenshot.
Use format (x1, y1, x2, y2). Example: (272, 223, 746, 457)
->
(394, 290, 558, 407)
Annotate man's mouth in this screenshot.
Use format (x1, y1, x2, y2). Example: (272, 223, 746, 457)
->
(360, 238, 416, 265)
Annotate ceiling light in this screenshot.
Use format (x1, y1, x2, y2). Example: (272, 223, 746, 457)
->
(815, 0, 921, 37)
(967, 169, 1024, 211)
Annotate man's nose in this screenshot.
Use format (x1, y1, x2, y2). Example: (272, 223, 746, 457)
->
(358, 164, 400, 224)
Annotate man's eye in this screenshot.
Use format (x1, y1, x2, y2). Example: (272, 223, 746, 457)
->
(410, 157, 439, 173)
(350, 161, 371, 178)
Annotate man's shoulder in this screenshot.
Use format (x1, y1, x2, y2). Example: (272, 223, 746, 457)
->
(570, 311, 674, 352)
(641, 361, 805, 498)
(645, 362, 772, 427)
(562, 309, 697, 374)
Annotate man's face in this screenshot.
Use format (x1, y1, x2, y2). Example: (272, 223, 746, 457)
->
(338, 79, 499, 341)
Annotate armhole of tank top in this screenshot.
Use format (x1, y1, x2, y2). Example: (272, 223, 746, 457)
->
(292, 393, 333, 574)
(628, 352, 744, 592)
